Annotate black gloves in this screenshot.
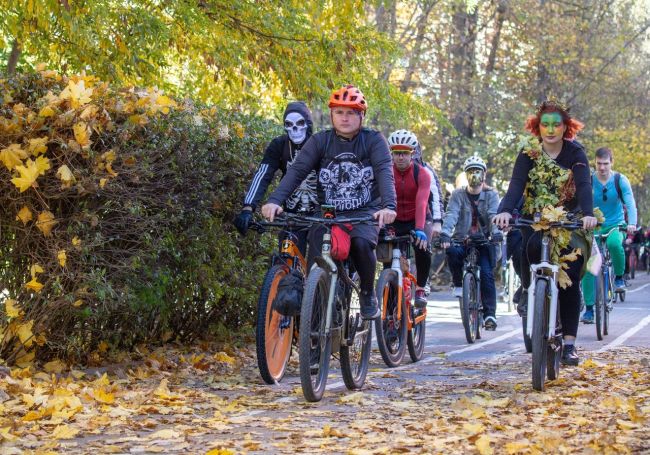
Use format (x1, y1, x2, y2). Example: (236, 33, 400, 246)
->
(491, 232, 504, 243)
(234, 209, 253, 235)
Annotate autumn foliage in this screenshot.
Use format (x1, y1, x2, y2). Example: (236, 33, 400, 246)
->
(0, 69, 276, 364)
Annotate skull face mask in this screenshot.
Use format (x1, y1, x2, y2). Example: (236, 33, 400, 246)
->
(284, 112, 308, 145)
(467, 168, 485, 187)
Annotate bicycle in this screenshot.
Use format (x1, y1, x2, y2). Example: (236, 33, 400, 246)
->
(374, 231, 427, 367)
(250, 217, 310, 384)
(515, 217, 586, 391)
(297, 212, 376, 402)
(590, 227, 624, 341)
(626, 242, 639, 280)
(452, 235, 499, 344)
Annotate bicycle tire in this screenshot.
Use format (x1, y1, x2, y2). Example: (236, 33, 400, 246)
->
(407, 284, 426, 362)
(595, 270, 605, 341)
(461, 272, 478, 344)
(546, 299, 562, 380)
(340, 273, 372, 390)
(522, 314, 532, 353)
(256, 264, 294, 384)
(620, 290, 626, 302)
(532, 279, 549, 391)
(374, 269, 407, 367)
(299, 266, 332, 402)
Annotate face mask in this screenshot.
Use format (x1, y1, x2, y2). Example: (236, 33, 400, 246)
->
(284, 112, 308, 145)
(467, 169, 484, 187)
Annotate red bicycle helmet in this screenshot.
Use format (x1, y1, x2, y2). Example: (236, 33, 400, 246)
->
(328, 85, 367, 112)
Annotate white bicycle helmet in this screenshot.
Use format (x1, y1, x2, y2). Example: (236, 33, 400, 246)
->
(463, 155, 487, 172)
(388, 129, 419, 151)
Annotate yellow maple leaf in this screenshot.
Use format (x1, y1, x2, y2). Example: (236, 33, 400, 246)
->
(38, 105, 57, 118)
(27, 136, 49, 155)
(15, 348, 35, 368)
(26, 277, 44, 293)
(16, 206, 33, 225)
(79, 104, 99, 120)
(31, 263, 44, 277)
(36, 211, 58, 236)
(73, 299, 84, 307)
(0, 143, 28, 170)
(99, 178, 108, 188)
(43, 359, 66, 374)
(105, 163, 118, 178)
(205, 449, 235, 455)
(475, 434, 493, 455)
(0, 427, 18, 442)
(15, 320, 34, 346)
(60, 79, 93, 109)
(11, 159, 41, 192)
(72, 236, 82, 246)
(51, 424, 80, 440)
(93, 388, 115, 404)
(35, 155, 50, 176)
(5, 299, 23, 318)
(101, 149, 116, 163)
(57, 250, 67, 267)
(56, 164, 75, 187)
(557, 269, 572, 289)
(73, 122, 91, 148)
(214, 351, 235, 364)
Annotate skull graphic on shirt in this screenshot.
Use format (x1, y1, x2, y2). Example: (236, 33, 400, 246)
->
(284, 112, 308, 145)
(319, 152, 374, 211)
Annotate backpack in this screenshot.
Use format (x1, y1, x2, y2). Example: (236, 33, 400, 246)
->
(412, 162, 437, 219)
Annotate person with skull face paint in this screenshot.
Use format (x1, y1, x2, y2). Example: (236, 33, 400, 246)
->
(233, 101, 318, 255)
(262, 85, 397, 320)
(440, 156, 502, 331)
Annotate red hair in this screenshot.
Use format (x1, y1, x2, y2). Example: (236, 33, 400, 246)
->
(525, 100, 584, 140)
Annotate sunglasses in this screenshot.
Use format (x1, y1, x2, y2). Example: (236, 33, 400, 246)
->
(391, 151, 412, 157)
(602, 187, 608, 201)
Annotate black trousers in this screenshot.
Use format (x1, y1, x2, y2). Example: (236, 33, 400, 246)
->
(520, 228, 583, 338)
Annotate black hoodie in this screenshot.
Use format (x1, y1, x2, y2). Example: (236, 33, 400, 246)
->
(242, 102, 318, 212)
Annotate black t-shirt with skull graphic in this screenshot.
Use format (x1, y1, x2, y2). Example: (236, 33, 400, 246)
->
(268, 128, 396, 214)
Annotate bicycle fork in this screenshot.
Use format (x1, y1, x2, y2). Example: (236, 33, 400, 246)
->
(526, 236, 559, 340)
(315, 232, 340, 344)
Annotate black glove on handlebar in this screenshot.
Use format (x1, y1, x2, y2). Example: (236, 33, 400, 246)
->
(491, 232, 503, 243)
(234, 210, 253, 235)
(439, 233, 451, 245)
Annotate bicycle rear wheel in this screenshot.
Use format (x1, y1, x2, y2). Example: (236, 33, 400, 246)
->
(374, 269, 407, 367)
(407, 283, 426, 362)
(340, 273, 372, 390)
(532, 279, 550, 391)
(595, 271, 605, 341)
(299, 266, 332, 402)
(256, 265, 294, 384)
(461, 272, 478, 344)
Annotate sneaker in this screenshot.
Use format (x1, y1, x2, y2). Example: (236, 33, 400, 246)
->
(561, 344, 579, 366)
(415, 289, 428, 309)
(452, 287, 462, 298)
(614, 278, 626, 292)
(359, 291, 380, 320)
(484, 316, 497, 331)
(581, 308, 594, 324)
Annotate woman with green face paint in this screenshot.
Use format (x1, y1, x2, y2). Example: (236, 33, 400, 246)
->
(493, 100, 597, 367)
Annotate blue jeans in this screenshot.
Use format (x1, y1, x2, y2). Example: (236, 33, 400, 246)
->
(447, 244, 497, 318)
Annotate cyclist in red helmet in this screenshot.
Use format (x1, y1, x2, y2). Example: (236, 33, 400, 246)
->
(262, 85, 397, 319)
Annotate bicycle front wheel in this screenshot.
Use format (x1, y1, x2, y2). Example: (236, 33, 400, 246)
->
(374, 269, 407, 367)
(595, 271, 605, 341)
(340, 273, 372, 390)
(256, 265, 294, 384)
(461, 272, 478, 344)
(532, 279, 550, 391)
(299, 266, 332, 402)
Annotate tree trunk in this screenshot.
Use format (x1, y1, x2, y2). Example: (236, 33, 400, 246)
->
(7, 40, 21, 76)
(400, 1, 437, 93)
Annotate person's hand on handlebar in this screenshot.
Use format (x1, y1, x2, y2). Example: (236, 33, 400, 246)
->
(374, 208, 397, 228)
(413, 229, 428, 250)
(261, 203, 283, 222)
(627, 224, 637, 235)
(493, 212, 512, 230)
(582, 216, 597, 230)
(440, 233, 451, 249)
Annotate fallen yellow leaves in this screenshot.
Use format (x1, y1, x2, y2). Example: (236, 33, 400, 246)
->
(57, 249, 67, 267)
(36, 210, 58, 236)
(51, 424, 80, 439)
(5, 299, 23, 318)
(16, 205, 33, 225)
(0, 143, 27, 170)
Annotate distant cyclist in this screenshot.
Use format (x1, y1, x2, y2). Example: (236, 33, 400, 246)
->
(441, 155, 501, 331)
(581, 147, 637, 324)
(262, 85, 397, 320)
(386, 129, 442, 309)
(233, 101, 318, 256)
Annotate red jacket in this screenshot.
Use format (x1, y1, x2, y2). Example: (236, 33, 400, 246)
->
(393, 162, 431, 229)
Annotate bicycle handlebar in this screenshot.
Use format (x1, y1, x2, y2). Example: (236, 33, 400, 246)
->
(502, 218, 591, 230)
(250, 213, 377, 233)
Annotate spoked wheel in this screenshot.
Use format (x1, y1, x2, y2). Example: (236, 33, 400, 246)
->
(595, 271, 605, 341)
(461, 272, 478, 344)
(299, 267, 332, 402)
(256, 265, 294, 384)
(407, 281, 426, 362)
(340, 273, 372, 390)
(532, 279, 550, 391)
(374, 269, 407, 367)
(522, 314, 532, 353)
